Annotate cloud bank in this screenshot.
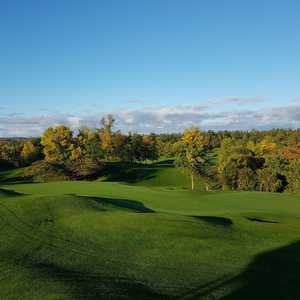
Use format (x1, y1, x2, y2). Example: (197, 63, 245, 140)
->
(0, 102, 300, 137)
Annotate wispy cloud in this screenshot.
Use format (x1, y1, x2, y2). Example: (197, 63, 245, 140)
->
(125, 99, 146, 105)
(209, 96, 265, 106)
(0, 101, 299, 137)
(223, 96, 264, 104)
(0, 106, 8, 114)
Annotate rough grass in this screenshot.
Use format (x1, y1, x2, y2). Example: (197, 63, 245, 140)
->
(1, 164, 300, 299)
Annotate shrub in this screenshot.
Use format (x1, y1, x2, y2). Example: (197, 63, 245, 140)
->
(257, 168, 284, 192)
(24, 161, 66, 182)
(64, 158, 103, 180)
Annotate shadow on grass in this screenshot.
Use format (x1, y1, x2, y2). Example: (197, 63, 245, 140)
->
(0, 188, 25, 197)
(178, 240, 300, 299)
(21, 259, 172, 300)
(0, 160, 176, 185)
(75, 195, 155, 213)
(193, 216, 233, 227)
(101, 163, 158, 184)
(100, 160, 174, 184)
(246, 217, 279, 224)
(27, 240, 300, 299)
(150, 159, 175, 168)
(0, 168, 33, 185)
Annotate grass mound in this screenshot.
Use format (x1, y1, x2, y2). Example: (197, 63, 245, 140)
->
(1, 178, 300, 299)
(0, 160, 207, 191)
(0, 188, 24, 197)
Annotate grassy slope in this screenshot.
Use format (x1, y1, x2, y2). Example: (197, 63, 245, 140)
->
(98, 161, 205, 190)
(1, 166, 300, 299)
(0, 161, 205, 190)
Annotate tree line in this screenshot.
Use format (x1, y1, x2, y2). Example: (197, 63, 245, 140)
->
(1, 115, 300, 193)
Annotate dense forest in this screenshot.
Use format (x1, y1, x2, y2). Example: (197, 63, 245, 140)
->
(1, 114, 300, 193)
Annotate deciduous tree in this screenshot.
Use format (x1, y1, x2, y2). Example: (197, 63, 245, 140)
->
(41, 125, 73, 164)
(100, 114, 115, 159)
(20, 140, 39, 165)
(175, 127, 206, 191)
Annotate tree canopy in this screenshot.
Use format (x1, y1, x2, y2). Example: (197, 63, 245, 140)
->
(1, 115, 300, 193)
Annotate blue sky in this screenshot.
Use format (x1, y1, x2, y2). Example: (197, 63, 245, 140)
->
(0, 0, 300, 136)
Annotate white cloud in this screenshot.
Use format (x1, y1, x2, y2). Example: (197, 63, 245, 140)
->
(0, 102, 300, 137)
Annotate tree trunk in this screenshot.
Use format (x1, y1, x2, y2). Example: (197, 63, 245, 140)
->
(191, 173, 195, 191)
(205, 183, 209, 192)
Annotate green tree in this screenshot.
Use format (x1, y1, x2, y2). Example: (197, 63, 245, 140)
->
(217, 139, 262, 190)
(224, 156, 258, 190)
(75, 127, 103, 161)
(216, 138, 242, 190)
(141, 134, 159, 161)
(124, 133, 144, 162)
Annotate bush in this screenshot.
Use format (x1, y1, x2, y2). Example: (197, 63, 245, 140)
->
(24, 161, 66, 182)
(257, 168, 284, 192)
(285, 160, 300, 193)
(64, 158, 103, 180)
(237, 168, 257, 191)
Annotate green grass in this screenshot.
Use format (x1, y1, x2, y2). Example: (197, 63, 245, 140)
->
(1, 164, 300, 299)
(98, 160, 206, 190)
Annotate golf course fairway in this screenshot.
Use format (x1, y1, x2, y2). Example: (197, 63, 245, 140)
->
(1, 177, 300, 299)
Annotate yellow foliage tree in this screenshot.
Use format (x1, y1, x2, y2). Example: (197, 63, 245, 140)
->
(41, 125, 73, 163)
(176, 127, 206, 191)
(20, 141, 37, 165)
(247, 138, 277, 156)
(100, 114, 115, 159)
